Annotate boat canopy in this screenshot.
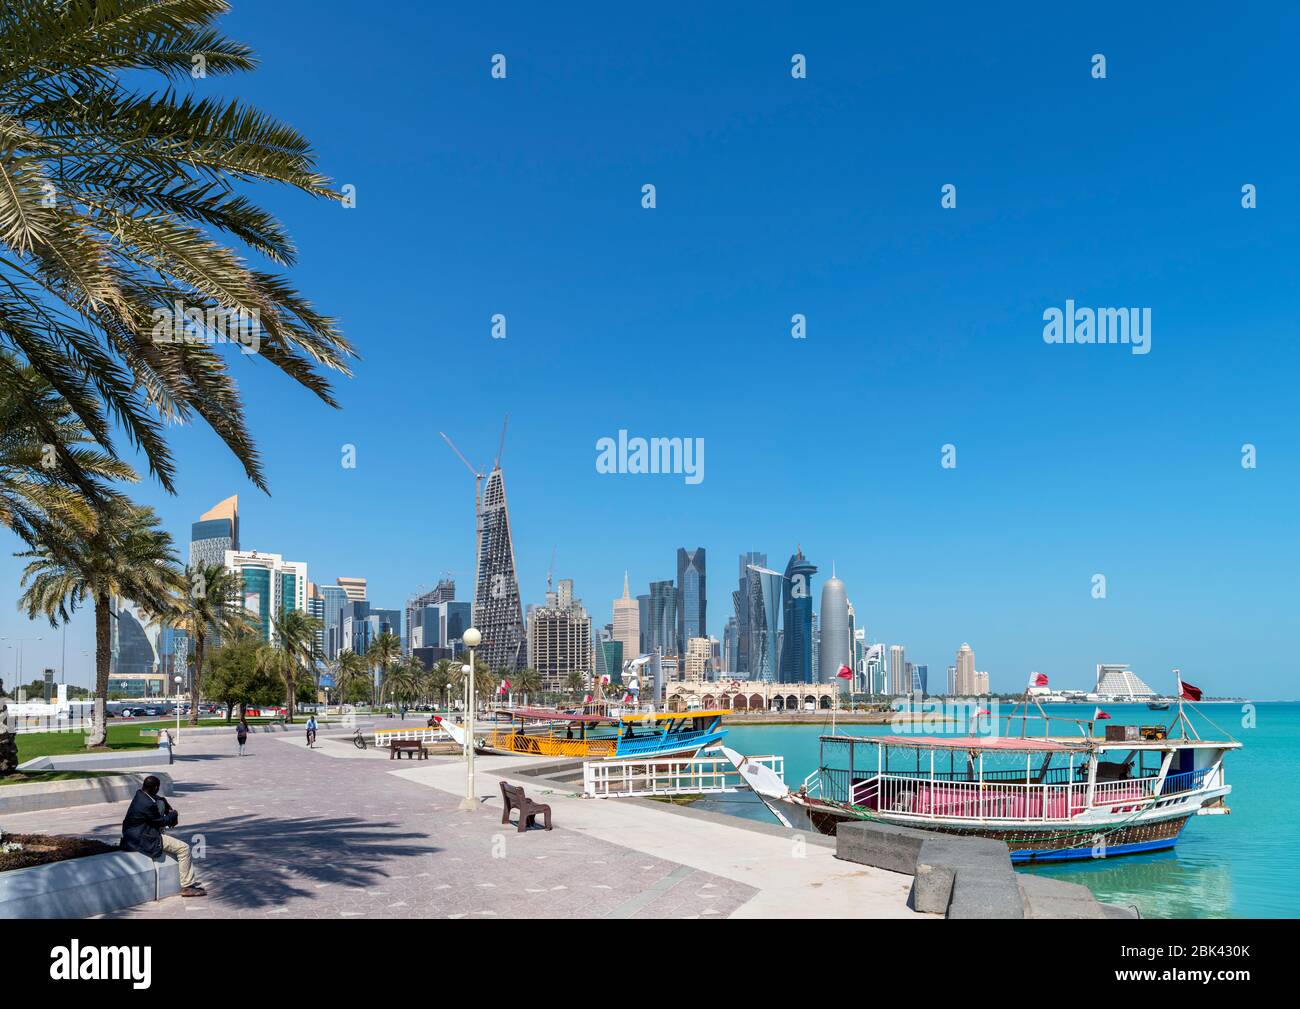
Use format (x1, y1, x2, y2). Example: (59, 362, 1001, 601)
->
(496, 707, 613, 724)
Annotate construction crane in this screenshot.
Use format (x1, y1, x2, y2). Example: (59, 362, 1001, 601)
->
(494, 414, 509, 471)
(546, 545, 557, 594)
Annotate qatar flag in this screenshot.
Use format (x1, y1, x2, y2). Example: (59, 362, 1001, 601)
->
(1029, 672, 1049, 687)
(836, 664, 853, 681)
(497, 680, 510, 695)
(583, 693, 593, 704)
(1178, 676, 1203, 702)
(1094, 707, 1111, 721)
(621, 692, 632, 704)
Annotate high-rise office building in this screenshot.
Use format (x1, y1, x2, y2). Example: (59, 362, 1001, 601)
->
(190, 495, 239, 568)
(225, 550, 307, 642)
(913, 663, 929, 696)
(889, 644, 907, 694)
(636, 594, 651, 653)
(947, 664, 958, 694)
(318, 584, 348, 659)
(955, 642, 976, 694)
(526, 578, 592, 691)
(733, 551, 766, 674)
(846, 600, 858, 686)
(337, 576, 367, 602)
(722, 616, 738, 673)
(612, 572, 641, 670)
(675, 548, 706, 655)
(818, 565, 849, 685)
(865, 643, 887, 694)
(747, 563, 784, 682)
(474, 465, 526, 672)
(779, 547, 817, 683)
(647, 580, 677, 656)
(406, 580, 455, 654)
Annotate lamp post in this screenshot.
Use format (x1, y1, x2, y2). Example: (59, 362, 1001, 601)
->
(174, 675, 183, 742)
(457, 627, 482, 812)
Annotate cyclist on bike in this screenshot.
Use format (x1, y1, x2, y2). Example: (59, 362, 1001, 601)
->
(305, 714, 318, 748)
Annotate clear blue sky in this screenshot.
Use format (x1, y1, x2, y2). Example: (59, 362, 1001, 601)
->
(3, 1, 1298, 697)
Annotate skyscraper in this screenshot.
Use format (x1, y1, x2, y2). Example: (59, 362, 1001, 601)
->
(818, 565, 849, 685)
(675, 548, 706, 655)
(647, 580, 677, 655)
(747, 563, 784, 682)
(732, 551, 766, 675)
(190, 495, 239, 567)
(319, 584, 348, 659)
(779, 547, 817, 683)
(406, 580, 454, 654)
(913, 663, 929, 696)
(955, 642, 976, 694)
(889, 644, 907, 694)
(636, 593, 651, 653)
(474, 466, 526, 672)
(612, 572, 641, 671)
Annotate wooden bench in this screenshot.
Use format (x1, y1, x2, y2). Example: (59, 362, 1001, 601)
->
(389, 739, 428, 760)
(500, 782, 552, 832)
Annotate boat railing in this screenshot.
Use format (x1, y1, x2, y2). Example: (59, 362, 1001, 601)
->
(584, 755, 785, 799)
(829, 766, 1216, 823)
(485, 729, 617, 758)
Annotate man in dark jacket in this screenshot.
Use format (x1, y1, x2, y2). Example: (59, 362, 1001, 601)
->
(120, 775, 205, 897)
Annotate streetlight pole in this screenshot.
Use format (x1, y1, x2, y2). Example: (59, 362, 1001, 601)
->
(457, 627, 482, 812)
(174, 675, 183, 743)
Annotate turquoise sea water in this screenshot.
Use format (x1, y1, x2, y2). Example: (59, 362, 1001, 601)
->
(711, 702, 1297, 919)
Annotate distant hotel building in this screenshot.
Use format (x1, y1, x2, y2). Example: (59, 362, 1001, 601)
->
(683, 636, 712, 682)
(1094, 663, 1156, 700)
(190, 495, 239, 567)
(676, 548, 706, 655)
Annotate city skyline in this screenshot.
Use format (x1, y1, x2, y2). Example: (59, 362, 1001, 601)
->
(2, 3, 1296, 699)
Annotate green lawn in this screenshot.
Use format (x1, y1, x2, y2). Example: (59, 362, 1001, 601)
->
(0, 770, 117, 787)
(16, 724, 160, 762)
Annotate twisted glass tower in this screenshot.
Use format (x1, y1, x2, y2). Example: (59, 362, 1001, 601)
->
(473, 466, 526, 671)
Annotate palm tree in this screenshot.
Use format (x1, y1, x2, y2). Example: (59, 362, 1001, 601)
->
(330, 649, 368, 707)
(0, 1, 355, 494)
(566, 669, 586, 704)
(0, 354, 138, 547)
(513, 667, 542, 705)
(426, 659, 456, 709)
(381, 657, 421, 707)
(168, 563, 249, 725)
(17, 502, 183, 747)
(365, 630, 400, 707)
(265, 607, 321, 721)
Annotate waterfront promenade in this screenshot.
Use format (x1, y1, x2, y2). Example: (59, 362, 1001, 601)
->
(2, 719, 927, 919)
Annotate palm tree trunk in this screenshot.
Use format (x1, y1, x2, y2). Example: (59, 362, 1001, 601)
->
(87, 592, 111, 748)
(188, 630, 205, 726)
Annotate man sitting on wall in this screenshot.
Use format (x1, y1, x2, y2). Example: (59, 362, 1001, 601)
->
(120, 774, 205, 897)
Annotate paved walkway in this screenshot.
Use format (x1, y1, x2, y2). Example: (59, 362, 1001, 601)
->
(2, 719, 926, 919)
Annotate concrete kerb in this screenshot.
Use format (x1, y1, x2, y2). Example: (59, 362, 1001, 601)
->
(0, 771, 173, 815)
(0, 849, 180, 919)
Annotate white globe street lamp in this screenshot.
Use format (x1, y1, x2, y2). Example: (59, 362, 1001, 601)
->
(458, 627, 482, 812)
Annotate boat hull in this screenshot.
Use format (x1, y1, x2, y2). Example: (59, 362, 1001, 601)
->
(771, 795, 1195, 862)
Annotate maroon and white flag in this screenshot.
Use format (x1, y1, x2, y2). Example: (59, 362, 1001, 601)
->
(837, 664, 853, 681)
(1177, 672, 1203, 702)
(497, 679, 510, 695)
(1094, 707, 1111, 721)
(1029, 672, 1049, 687)
(583, 693, 593, 704)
